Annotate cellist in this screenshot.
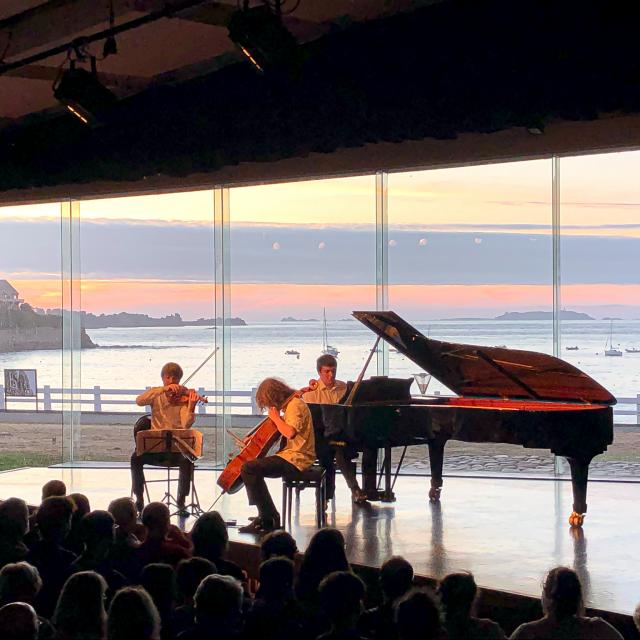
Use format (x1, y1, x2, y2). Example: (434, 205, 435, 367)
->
(239, 377, 315, 534)
(131, 362, 202, 513)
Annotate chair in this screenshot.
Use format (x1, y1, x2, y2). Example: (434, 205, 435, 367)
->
(281, 464, 327, 528)
(133, 417, 204, 517)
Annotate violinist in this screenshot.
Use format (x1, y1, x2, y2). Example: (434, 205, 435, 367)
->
(131, 362, 200, 514)
(239, 377, 315, 534)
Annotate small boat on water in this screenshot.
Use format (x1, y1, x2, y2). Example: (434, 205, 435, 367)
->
(285, 349, 300, 356)
(626, 347, 640, 353)
(321, 308, 339, 357)
(604, 320, 622, 357)
(566, 346, 579, 351)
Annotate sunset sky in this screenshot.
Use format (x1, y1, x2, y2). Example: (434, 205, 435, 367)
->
(1, 152, 639, 320)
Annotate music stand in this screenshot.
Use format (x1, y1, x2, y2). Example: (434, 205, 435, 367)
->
(136, 430, 204, 517)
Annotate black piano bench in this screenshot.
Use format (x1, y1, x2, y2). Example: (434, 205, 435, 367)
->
(282, 465, 327, 529)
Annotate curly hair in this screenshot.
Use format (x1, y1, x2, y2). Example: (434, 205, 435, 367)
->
(255, 378, 295, 411)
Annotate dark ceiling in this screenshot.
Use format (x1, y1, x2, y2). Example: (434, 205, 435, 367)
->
(1, 0, 639, 194)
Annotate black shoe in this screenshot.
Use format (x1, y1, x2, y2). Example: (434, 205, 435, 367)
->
(238, 515, 281, 534)
(176, 497, 188, 517)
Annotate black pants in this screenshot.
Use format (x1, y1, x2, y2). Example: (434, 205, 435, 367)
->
(241, 455, 299, 519)
(130, 451, 193, 502)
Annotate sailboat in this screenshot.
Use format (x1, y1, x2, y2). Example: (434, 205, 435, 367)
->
(321, 308, 339, 357)
(604, 320, 622, 357)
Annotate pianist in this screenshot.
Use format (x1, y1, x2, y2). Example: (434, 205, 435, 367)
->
(303, 354, 368, 504)
(131, 362, 199, 513)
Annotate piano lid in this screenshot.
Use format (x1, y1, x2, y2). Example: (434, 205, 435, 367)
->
(353, 310, 616, 405)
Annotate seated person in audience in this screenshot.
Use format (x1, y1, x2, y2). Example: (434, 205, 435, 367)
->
(303, 354, 368, 504)
(174, 557, 217, 637)
(240, 377, 315, 533)
(0, 601, 39, 640)
(395, 589, 444, 640)
(107, 586, 161, 640)
(510, 566, 623, 639)
(64, 493, 91, 554)
(141, 563, 178, 640)
(635, 603, 640, 634)
(41, 480, 66, 501)
(177, 574, 244, 640)
(190, 512, 244, 582)
(438, 571, 505, 639)
(25, 496, 77, 618)
(0, 561, 56, 640)
(245, 557, 305, 640)
(0, 498, 30, 569)
(70, 510, 127, 599)
(52, 570, 107, 640)
(317, 570, 368, 640)
(260, 530, 298, 561)
(108, 497, 145, 580)
(360, 556, 414, 640)
(133, 362, 200, 513)
(135, 502, 192, 570)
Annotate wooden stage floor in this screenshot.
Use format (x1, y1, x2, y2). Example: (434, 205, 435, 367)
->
(2, 466, 638, 616)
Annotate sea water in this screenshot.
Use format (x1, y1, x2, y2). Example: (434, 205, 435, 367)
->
(2, 319, 640, 406)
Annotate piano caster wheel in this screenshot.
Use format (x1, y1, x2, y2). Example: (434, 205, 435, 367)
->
(568, 511, 585, 527)
(428, 487, 441, 502)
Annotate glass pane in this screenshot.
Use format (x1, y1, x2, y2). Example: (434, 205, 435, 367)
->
(0, 202, 64, 469)
(229, 175, 377, 439)
(388, 160, 555, 477)
(78, 191, 216, 463)
(560, 151, 640, 477)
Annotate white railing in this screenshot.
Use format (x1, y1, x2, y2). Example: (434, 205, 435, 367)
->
(0, 385, 259, 414)
(0, 385, 638, 425)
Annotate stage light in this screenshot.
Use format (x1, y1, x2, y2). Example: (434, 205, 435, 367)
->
(228, 4, 299, 74)
(53, 59, 116, 126)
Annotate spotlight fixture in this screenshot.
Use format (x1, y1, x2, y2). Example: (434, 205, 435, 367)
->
(227, 4, 299, 74)
(53, 59, 116, 126)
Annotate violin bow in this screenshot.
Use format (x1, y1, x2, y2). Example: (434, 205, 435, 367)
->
(182, 346, 219, 387)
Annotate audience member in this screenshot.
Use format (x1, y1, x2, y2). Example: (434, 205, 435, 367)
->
(108, 497, 144, 580)
(0, 497, 30, 568)
(65, 493, 91, 554)
(71, 510, 127, 598)
(318, 570, 368, 640)
(438, 571, 505, 639)
(108, 586, 161, 640)
(135, 503, 192, 570)
(245, 557, 305, 640)
(178, 574, 244, 640)
(395, 589, 443, 640)
(360, 556, 414, 640)
(26, 496, 76, 618)
(634, 602, 640, 634)
(296, 528, 350, 603)
(41, 480, 66, 501)
(52, 570, 107, 640)
(141, 563, 177, 640)
(260, 530, 298, 561)
(510, 567, 623, 639)
(0, 601, 39, 640)
(174, 557, 217, 636)
(0, 561, 55, 639)
(190, 512, 244, 582)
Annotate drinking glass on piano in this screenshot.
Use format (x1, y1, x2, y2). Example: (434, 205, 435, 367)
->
(413, 373, 432, 396)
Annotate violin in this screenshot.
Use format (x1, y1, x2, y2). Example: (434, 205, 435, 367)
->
(165, 385, 208, 405)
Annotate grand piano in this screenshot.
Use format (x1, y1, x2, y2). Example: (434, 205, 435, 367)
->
(309, 311, 616, 527)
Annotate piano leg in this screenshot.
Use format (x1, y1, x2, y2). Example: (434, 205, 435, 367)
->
(428, 439, 446, 502)
(566, 456, 593, 527)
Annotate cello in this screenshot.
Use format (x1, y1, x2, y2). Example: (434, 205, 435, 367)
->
(217, 389, 305, 494)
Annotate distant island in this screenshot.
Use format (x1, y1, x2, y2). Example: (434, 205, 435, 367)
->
(602, 317, 623, 321)
(79, 311, 246, 329)
(281, 317, 317, 322)
(495, 310, 594, 321)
